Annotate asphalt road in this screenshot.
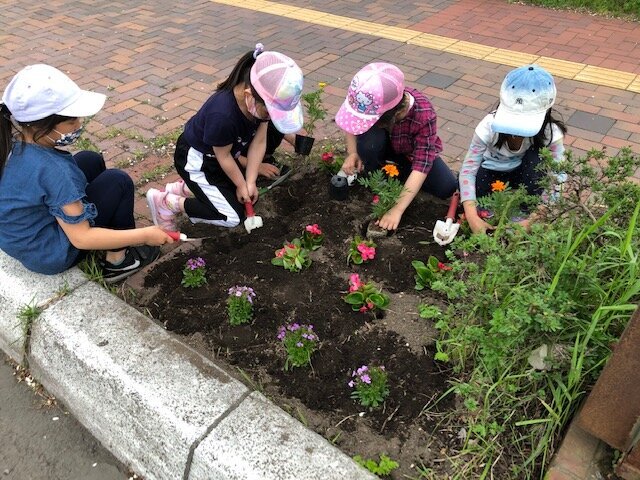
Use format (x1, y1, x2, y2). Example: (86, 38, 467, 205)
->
(0, 356, 127, 480)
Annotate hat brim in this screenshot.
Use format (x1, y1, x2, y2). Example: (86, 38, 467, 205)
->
(265, 101, 303, 135)
(492, 105, 546, 137)
(335, 98, 378, 136)
(57, 90, 106, 118)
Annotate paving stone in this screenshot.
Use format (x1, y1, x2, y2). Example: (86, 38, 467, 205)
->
(567, 110, 616, 135)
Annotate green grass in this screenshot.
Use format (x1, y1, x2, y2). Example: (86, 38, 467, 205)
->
(512, 0, 640, 19)
(138, 164, 174, 184)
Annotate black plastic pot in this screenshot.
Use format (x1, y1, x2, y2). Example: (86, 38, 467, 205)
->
(329, 174, 349, 201)
(294, 134, 315, 155)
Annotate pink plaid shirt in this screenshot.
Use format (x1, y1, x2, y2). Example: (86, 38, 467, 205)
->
(390, 87, 442, 175)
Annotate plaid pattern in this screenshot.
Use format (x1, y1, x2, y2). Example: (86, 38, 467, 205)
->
(390, 87, 442, 174)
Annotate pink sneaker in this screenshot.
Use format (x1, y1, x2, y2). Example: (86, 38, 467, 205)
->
(164, 179, 191, 197)
(146, 188, 177, 231)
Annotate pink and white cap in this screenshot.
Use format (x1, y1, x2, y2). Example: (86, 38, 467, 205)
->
(250, 51, 304, 134)
(335, 62, 405, 135)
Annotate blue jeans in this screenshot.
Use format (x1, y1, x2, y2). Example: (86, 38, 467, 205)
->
(356, 126, 458, 199)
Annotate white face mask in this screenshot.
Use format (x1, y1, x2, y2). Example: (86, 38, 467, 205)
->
(48, 126, 84, 146)
(245, 93, 269, 121)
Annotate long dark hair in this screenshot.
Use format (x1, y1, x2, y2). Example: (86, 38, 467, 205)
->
(216, 50, 257, 91)
(0, 108, 74, 177)
(494, 108, 567, 150)
(0, 104, 12, 176)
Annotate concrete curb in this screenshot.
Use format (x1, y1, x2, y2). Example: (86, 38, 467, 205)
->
(0, 251, 375, 480)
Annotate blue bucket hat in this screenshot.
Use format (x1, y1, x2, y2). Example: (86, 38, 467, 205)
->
(492, 64, 556, 137)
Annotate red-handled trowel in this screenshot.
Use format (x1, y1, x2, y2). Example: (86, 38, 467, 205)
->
(244, 202, 263, 233)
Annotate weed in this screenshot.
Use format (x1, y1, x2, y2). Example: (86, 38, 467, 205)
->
(419, 147, 640, 478)
(353, 454, 399, 476)
(138, 164, 173, 184)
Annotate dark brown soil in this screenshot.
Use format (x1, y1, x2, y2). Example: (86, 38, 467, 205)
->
(131, 166, 458, 479)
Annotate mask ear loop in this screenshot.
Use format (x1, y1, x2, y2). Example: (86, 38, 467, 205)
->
(253, 42, 264, 59)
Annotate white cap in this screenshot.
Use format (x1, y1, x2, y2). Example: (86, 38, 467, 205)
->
(2, 64, 106, 122)
(492, 64, 556, 137)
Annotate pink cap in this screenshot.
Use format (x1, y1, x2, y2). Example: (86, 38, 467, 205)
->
(335, 63, 405, 135)
(250, 51, 304, 134)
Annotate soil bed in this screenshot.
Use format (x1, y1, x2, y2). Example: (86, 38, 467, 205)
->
(132, 166, 457, 479)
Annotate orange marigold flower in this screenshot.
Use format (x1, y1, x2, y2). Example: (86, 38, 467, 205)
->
(491, 180, 506, 192)
(382, 164, 399, 177)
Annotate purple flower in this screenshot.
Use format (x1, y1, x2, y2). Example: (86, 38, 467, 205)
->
(356, 366, 369, 375)
(348, 380, 355, 388)
(277, 326, 286, 341)
(296, 342, 303, 348)
(360, 374, 371, 384)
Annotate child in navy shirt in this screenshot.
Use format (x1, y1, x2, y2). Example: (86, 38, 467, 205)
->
(146, 44, 304, 230)
(0, 65, 172, 281)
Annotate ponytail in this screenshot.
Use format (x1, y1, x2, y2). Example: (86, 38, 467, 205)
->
(216, 43, 264, 91)
(0, 104, 14, 178)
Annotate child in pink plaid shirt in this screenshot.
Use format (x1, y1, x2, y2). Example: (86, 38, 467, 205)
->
(336, 63, 457, 231)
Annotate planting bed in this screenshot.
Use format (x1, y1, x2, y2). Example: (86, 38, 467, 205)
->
(131, 166, 458, 479)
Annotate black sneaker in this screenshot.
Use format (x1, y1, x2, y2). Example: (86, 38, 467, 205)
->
(101, 245, 160, 284)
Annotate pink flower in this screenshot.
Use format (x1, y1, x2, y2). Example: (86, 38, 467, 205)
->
(357, 243, 376, 261)
(305, 224, 322, 235)
(359, 306, 368, 313)
(437, 262, 452, 271)
(372, 195, 380, 204)
(349, 273, 362, 292)
(321, 152, 334, 163)
(276, 248, 285, 258)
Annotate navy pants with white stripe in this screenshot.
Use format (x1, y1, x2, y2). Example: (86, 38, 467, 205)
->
(174, 125, 284, 227)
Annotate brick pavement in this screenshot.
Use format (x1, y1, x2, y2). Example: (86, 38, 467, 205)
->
(1, 0, 639, 223)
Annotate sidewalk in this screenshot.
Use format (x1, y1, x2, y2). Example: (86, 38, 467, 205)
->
(1, 1, 638, 479)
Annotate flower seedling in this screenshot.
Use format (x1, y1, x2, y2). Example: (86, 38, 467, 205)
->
(271, 238, 312, 272)
(347, 235, 376, 265)
(358, 167, 406, 220)
(477, 181, 539, 229)
(226, 285, 256, 326)
(318, 150, 344, 175)
(301, 82, 328, 137)
(301, 224, 325, 251)
(181, 257, 207, 288)
(412, 256, 452, 291)
(277, 323, 319, 370)
(343, 274, 390, 313)
(348, 365, 389, 408)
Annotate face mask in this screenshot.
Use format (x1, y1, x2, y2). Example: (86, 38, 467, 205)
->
(48, 126, 84, 146)
(245, 94, 269, 121)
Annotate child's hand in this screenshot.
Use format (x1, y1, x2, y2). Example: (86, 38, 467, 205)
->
(145, 226, 175, 245)
(236, 184, 252, 203)
(468, 216, 495, 234)
(258, 163, 280, 178)
(342, 153, 362, 175)
(376, 207, 403, 231)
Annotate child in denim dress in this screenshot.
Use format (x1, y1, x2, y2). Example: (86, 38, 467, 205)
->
(0, 64, 172, 282)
